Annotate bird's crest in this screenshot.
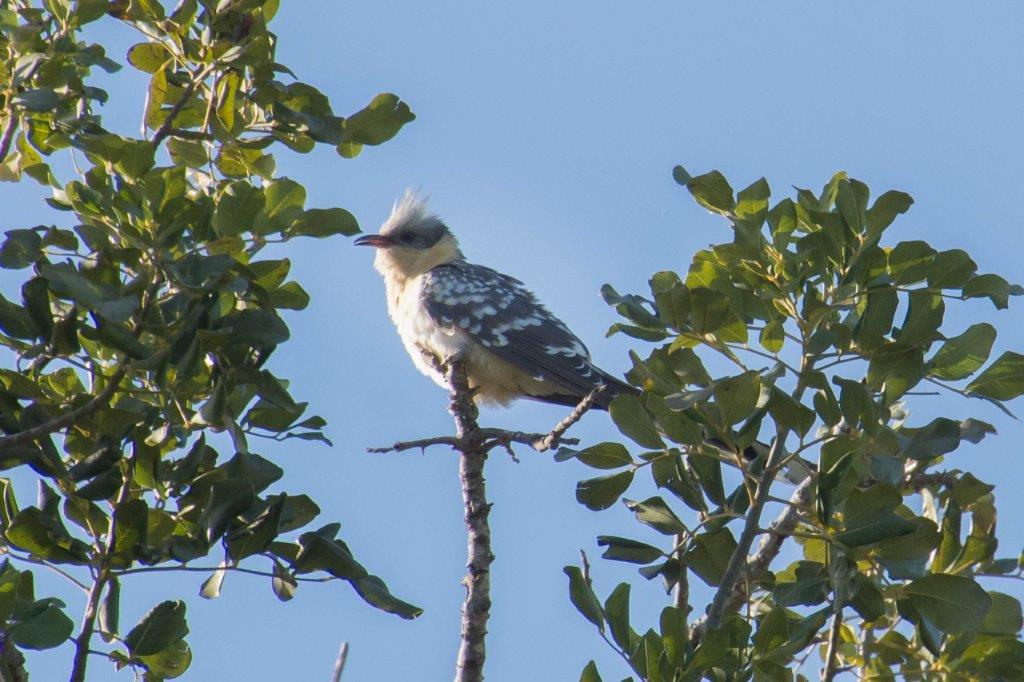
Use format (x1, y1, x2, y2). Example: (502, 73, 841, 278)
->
(381, 189, 444, 235)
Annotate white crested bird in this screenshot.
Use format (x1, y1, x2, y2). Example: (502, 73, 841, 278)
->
(355, 192, 633, 410)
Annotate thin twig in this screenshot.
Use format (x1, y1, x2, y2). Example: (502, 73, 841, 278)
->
(367, 429, 579, 455)
(822, 608, 844, 681)
(151, 63, 215, 146)
(366, 385, 603, 456)
(116, 563, 334, 583)
(0, 364, 128, 450)
(533, 385, 606, 452)
(331, 642, 349, 682)
(4, 551, 90, 592)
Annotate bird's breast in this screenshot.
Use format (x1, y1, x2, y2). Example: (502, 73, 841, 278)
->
(387, 275, 470, 387)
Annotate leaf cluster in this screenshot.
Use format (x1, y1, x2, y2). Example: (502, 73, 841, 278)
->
(564, 169, 1024, 681)
(0, 1, 417, 679)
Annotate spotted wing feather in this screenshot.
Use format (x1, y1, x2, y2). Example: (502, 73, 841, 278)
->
(421, 262, 608, 398)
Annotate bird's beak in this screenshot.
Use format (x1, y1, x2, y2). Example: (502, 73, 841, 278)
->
(353, 234, 395, 248)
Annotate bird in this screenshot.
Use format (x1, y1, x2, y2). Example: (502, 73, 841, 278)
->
(354, 192, 633, 410)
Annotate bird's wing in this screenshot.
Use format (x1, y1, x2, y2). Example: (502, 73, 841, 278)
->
(421, 262, 605, 397)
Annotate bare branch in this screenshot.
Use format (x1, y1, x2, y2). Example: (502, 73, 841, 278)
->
(533, 385, 606, 452)
(367, 429, 579, 455)
(331, 642, 349, 682)
(367, 386, 601, 456)
(443, 358, 493, 682)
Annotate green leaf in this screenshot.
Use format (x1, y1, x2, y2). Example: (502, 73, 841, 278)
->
(714, 372, 761, 426)
(735, 177, 770, 221)
(14, 89, 61, 113)
(624, 496, 686, 535)
(962, 273, 1020, 310)
(896, 291, 944, 347)
(6, 508, 90, 565)
(98, 578, 119, 643)
(39, 262, 108, 307)
(684, 528, 737, 586)
(866, 190, 913, 240)
(294, 533, 367, 579)
(899, 417, 962, 460)
(342, 93, 415, 146)
(350, 575, 422, 619)
(927, 249, 977, 289)
(289, 208, 360, 238)
(967, 352, 1024, 401)
(767, 387, 816, 437)
(888, 241, 936, 285)
(759, 320, 784, 353)
(269, 281, 310, 310)
(836, 485, 917, 547)
(575, 470, 634, 511)
(688, 288, 747, 342)
(929, 323, 997, 380)
(213, 181, 265, 236)
(855, 289, 898, 347)
(604, 583, 631, 650)
(683, 170, 735, 215)
(138, 639, 192, 679)
(596, 536, 663, 565)
(564, 566, 604, 631)
(0, 294, 38, 339)
(271, 562, 297, 602)
(609, 394, 664, 449)
(263, 178, 306, 217)
(574, 442, 633, 469)
(848, 573, 885, 622)
(197, 479, 256, 544)
(8, 599, 74, 650)
(579, 661, 603, 682)
(981, 592, 1023, 635)
(199, 563, 227, 600)
(773, 560, 830, 607)
(124, 600, 189, 657)
(904, 574, 990, 633)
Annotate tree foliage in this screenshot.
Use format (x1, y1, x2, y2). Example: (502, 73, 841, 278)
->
(0, 0, 416, 679)
(564, 169, 1024, 680)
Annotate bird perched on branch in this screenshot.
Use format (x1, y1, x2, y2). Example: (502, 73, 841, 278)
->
(355, 192, 632, 409)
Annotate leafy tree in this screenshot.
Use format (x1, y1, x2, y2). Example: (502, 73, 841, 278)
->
(0, 1, 416, 679)
(563, 169, 1024, 680)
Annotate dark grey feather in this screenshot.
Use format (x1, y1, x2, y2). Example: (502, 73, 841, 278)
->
(421, 261, 630, 406)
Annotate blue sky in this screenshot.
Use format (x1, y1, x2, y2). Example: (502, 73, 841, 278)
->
(5, 1, 1024, 679)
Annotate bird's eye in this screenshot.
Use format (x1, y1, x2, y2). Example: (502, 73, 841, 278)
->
(397, 232, 416, 245)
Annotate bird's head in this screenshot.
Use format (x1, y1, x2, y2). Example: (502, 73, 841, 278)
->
(355, 191, 463, 280)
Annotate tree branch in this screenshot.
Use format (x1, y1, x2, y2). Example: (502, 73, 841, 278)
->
(367, 387, 602, 456)
(822, 607, 844, 681)
(703, 432, 789, 632)
(690, 473, 814, 643)
(367, 428, 580, 455)
(533, 385, 605, 451)
(151, 63, 215, 146)
(331, 642, 349, 682)
(442, 358, 493, 682)
(0, 631, 28, 682)
(0, 363, 128, 451)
